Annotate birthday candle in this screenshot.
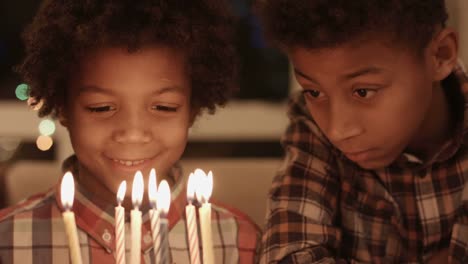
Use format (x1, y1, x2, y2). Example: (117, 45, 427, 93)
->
(158, 180, 172, 264)
(115, 181, 126, 264)
(130, 171, 144, 264)
(148, 169, 161, 263)
(186, 172, 201, 264)
(60, 172, 83, 264)
(195, 169, 214, 264)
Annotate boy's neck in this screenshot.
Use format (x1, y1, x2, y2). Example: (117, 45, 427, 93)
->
(407, 80, 456, 159)
(76, 165, 152, 211)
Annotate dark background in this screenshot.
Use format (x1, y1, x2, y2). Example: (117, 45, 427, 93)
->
(0, 0, 290, 101)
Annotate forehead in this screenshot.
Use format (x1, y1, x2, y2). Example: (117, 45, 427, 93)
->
(288, 38, 422, 76)
(70, 46, 190, 96)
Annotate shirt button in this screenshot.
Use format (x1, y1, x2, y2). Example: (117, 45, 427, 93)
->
(143, 232, 152, 244)
(102, 229, 112, 243)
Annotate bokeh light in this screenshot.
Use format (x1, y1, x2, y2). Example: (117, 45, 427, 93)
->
(15, 83, 29, 101)
(36, 135, 53, 151)
(0, 137, 21, 162)
(38, 119, 56, 136)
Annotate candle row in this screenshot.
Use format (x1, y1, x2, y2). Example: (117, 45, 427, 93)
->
(116, 169, 171, 264)
(59, 168, 215, 264)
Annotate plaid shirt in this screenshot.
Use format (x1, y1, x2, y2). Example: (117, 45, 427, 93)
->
(260, 62, 468, 264)
(0, 158, 260, 264)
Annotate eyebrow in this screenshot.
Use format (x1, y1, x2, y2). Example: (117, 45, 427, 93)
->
(294, 68, 319, 85)
(78, 85, 113, 95)
(342, 67, 384, 80)
(294, 66, 385, 85)
(151, 85, 185, 96)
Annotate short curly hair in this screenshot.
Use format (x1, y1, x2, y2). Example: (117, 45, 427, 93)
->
(257, 0, 448, 53)
(16, 0, 237, 117)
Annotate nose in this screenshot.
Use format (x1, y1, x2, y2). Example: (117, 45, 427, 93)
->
(326, 103, 364, 143)
(112, 108, 153, 144)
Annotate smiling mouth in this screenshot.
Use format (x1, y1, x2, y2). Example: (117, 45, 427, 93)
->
(111, 159, 147, 167)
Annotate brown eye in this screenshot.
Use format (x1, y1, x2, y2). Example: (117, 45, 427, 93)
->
(87, 106, 115, 112)
(153, 105, 177, 112)
(303, 89, 322, 98)
(356, 89, 368, 97)
(353, 88, 377, 99)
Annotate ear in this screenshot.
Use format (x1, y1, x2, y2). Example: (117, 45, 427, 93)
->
(429, 27, 458, 81)
(57, 106, 69, 128)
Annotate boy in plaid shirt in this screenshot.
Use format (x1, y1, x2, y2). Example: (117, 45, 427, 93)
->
(0, 0, 260, 263)
(258, 1, 468, 263)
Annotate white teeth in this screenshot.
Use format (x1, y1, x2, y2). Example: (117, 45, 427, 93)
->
(112, 159, 145, 166)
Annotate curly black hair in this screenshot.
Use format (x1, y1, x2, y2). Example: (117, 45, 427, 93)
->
(256, 0, 448, 53)
(16, 0, 237, 117)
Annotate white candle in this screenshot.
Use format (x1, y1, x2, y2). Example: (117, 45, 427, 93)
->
(195, 169, 214, 264)
(158, 180, 172, 264)
(186, 172, 201, 264)
(130, 171, 144, 264)
(115, 181, 127, 264)
(148, 169, 161, 263)
(60, 172, 83, 264)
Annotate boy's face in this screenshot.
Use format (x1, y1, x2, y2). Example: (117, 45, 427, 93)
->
(289, 40, 437, 169)
(64, 46, 192, 194)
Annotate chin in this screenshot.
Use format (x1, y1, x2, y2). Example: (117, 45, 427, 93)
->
(355, 157, 395, 170)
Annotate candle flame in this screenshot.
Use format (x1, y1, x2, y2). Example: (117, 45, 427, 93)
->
(60, 171, 75, 210)
(157, 180, 171, 215)
(186, 172, 198, 202)
(194, 169, 213, 203)
(148, 168, 158, 208)
(131, 170, 144, 208)
(116, 181, 126, 205)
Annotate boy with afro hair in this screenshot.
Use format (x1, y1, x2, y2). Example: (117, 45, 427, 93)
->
(258, 0, 467, 263)
(0, 0, 260, 263)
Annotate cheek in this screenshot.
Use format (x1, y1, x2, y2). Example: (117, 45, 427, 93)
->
(67, 113, 107, 150)
(368, 90, 431, 145)
(160, 117, 190, 150)
(68, 126, 102, 155)
(305, 101, 330, 131)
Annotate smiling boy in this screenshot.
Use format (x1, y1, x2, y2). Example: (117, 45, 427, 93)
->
(258, 1, 468, 263)
(0, 1, 260, 263)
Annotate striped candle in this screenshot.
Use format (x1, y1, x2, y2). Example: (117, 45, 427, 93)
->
(160, 218, 170, 264)
(149, 209, 161, 263)
(186, 172, 201, 264)
(148, 169, 161, 263)
(115, 181, 126, 264)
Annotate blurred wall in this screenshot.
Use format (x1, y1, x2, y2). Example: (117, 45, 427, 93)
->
(447, 0, 468, 65)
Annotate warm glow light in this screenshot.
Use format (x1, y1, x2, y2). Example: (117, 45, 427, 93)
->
(132, 171, 144, 208)
(157, 180, 171, 215)
(187, 172, 199, 202)
(36, 135, 53, 151)
(60, 172, 75, 210)
(38, 119, 56, 136)
(116, 181, 126, 205)
(148, 168, 158, 208)
(27, 97, 44, 111)
(194, 169, 213, 203)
